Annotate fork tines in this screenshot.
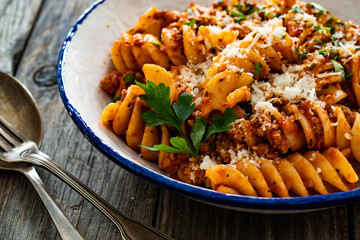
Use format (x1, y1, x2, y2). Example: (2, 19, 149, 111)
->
(0, 116, 24, 153)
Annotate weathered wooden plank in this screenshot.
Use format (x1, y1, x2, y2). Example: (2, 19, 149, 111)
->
(156, 190, 349, 240)
(346, 203, 360, 240)
(0, 0, 161, 239)
(0, 0, 43, 75)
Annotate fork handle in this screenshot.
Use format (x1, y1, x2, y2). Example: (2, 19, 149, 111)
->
(21, 147, 173, 240)
(20, 166, 84, 240)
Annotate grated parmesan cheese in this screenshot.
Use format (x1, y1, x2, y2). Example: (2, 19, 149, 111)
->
(345, 132, 352, 140)
(251, 66, 318, 113)
(200, 156, 217, 170)
(252, 18, 288, 46)
(176, 58, 213, 106)
(228, 149, 260, 167)
(294, 12, 317, 25)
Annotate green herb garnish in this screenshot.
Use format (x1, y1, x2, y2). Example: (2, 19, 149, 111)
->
(136, 81, 236, 161)
(112, 95, 122, 103)
(290, 5, 304, 13)
(300, 52, 307, 60)
(273, 12, 281, 18)
(151, 42, 160, 48)
(231, 10, 246, 19)
(346, 72, 353, 81)
(258, 5, 266, 12)
(254, 62, 262, 75)
(326, 16, 334, 24)
(187, 8, 194, 15)
(315, 25, 331, 33)
(330, 26, 336, 34)
(307, 2, 325, 11)
(295, 48, 307, 61)
(331, 60, 345, 80)
(124, 74, 137, 84)
(309, 64, 317, 70)
(210, 45, 217, 54)
(335, 22, 345, 26)
(318, 49, 329, 56)
(330, 52, 339, 60)
(233, 4, 243, 12)
(330, 36, 336, 45)
(184, 19, 196, 27)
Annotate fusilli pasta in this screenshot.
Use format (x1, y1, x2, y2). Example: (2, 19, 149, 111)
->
(100, 0, 360, 197)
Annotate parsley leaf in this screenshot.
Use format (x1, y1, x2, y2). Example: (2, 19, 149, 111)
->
(141, 137, 193, 154)
(124, 74, 137, 84)
(173, 92, 195, 124)
(184, 19, 196, 27)
(190, 117, 207, 155)
(254, 62, 262, 75)
(136, 81, 179, 128)
(141, 110, 175, 127)
(331, 60, 345, 80)
(203, 108, 237, 141)
(136, 80, 237, 161)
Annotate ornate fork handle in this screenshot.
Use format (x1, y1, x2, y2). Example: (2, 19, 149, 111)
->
(19, 143, 172, 240)
(21, 166, 84, 240)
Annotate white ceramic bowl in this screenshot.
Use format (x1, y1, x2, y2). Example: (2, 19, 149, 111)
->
(57, 0, 360, 213)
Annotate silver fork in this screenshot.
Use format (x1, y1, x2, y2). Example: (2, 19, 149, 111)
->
(0, 119, 83, 240)
(0, 162, 84, 240)
(0, 115, 173, 240)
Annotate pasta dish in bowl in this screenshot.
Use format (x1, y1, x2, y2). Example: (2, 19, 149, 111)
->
(58, 0, 360, 212)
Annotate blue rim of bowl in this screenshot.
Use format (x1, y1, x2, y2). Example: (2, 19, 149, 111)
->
(57, 0, 360, 212)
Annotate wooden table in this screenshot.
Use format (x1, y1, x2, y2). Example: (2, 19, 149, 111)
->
(1, 0, 360, 239)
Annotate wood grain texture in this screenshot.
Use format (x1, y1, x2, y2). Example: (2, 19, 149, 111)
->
(0, 0, 43, 75)
(0, 0, 358, 240)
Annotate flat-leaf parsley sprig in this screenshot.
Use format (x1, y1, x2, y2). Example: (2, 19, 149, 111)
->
(136, 80, 237, 161)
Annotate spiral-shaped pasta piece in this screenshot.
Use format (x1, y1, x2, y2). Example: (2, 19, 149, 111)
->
(206, 147, 357, 197)
(101, 64, 177, 164)
(228, 100, 360, 159)
(112, 23, 239, 74)
(101, 85, 171, 162)
(200, 22, 298, 117)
